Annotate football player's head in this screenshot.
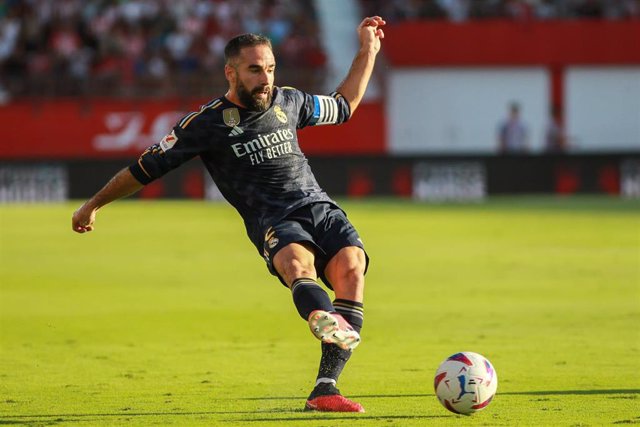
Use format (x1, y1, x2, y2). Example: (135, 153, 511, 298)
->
(224, 34, 275, 112)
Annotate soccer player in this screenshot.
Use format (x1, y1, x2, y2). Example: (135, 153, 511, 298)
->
(72, 16, 385, 413)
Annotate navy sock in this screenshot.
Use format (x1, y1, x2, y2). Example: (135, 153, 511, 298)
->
(313, 299, 364, 390)
(314, 342, 352, 390)
(333, 299, 364, 333)
(291, 278, 334, 321)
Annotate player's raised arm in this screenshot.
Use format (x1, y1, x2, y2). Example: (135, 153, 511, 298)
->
(72, 167, 143, 233)
(335, 16, 385, 116)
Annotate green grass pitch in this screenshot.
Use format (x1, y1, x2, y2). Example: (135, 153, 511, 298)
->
(1, 196, 639, 426)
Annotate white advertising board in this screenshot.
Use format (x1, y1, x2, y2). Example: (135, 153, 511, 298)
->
(387, 68, 549, 154)
(566, 67, 640, 153)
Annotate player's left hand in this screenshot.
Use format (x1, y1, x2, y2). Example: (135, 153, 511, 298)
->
(358, 16, 386, 54)
(72, 203, 97, 233)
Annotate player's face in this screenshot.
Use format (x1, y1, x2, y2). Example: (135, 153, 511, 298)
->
(227, 45, 275, 112)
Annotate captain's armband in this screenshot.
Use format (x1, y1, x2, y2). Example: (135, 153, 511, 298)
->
(309, 92, 349, 126)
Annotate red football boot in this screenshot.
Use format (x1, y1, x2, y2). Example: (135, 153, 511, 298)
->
(304, 382, 365, 413)
(305, 394, 365, 413)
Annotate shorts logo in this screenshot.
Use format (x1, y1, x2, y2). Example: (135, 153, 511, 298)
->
(274, 105, 288, 124)
(223, 108, 241, 127)
(159, 130, 178, 152)
(264, 227, 279, 249)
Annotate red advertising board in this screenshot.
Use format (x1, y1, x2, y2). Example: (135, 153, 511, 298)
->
(2, 99, 385, 159)
(383, 20, 640, 66)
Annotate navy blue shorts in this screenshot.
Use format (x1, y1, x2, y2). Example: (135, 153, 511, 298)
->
(262, 202, 369, 288)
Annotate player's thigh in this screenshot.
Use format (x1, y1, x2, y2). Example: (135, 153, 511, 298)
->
(314, 204, 369, 289)
(273, 242, 318, 287)
(263, 216, 320, 286)
(324, 246, 367, 301)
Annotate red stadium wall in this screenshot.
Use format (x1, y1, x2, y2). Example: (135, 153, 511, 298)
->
(383, 20, 640, 66)
(1, 99, 385, 159)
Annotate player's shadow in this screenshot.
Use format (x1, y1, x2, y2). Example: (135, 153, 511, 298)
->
(2, 390, 636, 424)
(233, 414, 450, 422)
(235, 394, 433, 400)
(236, 388, 640, 400)
(498, 389, 640, 396)
(0, 410, 449, 425)
(0, 409, 293, 425)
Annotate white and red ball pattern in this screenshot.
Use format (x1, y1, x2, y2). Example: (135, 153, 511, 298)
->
(434, 351, 498, 415)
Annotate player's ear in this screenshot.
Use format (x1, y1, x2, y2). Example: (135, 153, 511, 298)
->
(224, 63, 236, 85)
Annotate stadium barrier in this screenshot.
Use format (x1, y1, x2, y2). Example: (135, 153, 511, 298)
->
(1, 154, 639, 203)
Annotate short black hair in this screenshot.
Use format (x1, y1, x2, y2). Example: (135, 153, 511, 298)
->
(224, 33, 273, 64)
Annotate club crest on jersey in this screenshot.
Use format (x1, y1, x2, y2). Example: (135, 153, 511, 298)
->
(274, 105, 288, 124)
(223, 108, 240, 127)
(159, 130, 178, 152)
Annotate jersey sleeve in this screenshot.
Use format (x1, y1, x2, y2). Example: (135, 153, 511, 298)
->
(129, 115, 211, 185)
(292, 89, 352, 129)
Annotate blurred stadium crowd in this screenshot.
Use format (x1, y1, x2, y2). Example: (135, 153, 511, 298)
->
(0, 0, 638, 101)
(361, 0, 640, 22)
(0, 0, 325, 100)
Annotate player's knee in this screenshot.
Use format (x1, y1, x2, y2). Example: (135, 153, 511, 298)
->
(340, 263, 365, 288)
(273, 243, 317, 286)
(330, 247, 366, 286)
(282, 258, 317, 284)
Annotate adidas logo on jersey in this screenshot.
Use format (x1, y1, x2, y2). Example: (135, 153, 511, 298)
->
(229, 126, 244, 137)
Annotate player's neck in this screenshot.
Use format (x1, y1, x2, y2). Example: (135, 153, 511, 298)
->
(224, 90, 248, 109)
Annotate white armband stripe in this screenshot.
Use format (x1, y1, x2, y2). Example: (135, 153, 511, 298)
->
(322, 97, 330, 123)
(328, 97, 337, 124)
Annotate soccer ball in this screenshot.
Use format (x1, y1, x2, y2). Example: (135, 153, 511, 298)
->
(434, 351, 498, 415)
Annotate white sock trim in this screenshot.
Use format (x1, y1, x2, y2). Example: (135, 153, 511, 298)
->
(315, 377, 337, 387)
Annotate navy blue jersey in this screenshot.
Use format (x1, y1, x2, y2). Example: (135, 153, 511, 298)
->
(129, 86, 351, 251)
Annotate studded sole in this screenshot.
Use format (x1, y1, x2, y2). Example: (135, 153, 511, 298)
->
(308, 311, 360, 351)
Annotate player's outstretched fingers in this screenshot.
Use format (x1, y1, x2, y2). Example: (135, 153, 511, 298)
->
(367, 16, 386, 26)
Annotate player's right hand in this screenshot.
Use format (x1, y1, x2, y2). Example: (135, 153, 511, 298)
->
(72, 204, 96, 233)
(358, 16, 386, 53)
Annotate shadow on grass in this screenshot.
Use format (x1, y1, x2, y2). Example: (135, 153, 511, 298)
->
(236, 388, 640, 400)
(499, 389, 640, 396)
(233, 414, 449, 423)
(0, 410, 283, 425)
(2, 390, 636, 424)
(0, 411, 448, 425)
(0, 412, 449, 426)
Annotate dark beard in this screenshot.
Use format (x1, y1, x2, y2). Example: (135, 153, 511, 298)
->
(237, 81, 272, 112)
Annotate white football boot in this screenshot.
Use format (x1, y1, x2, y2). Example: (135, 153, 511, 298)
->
(308, 310, 360, 351)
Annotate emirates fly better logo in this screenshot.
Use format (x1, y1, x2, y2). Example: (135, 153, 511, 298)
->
(231, 128, 295, 166)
